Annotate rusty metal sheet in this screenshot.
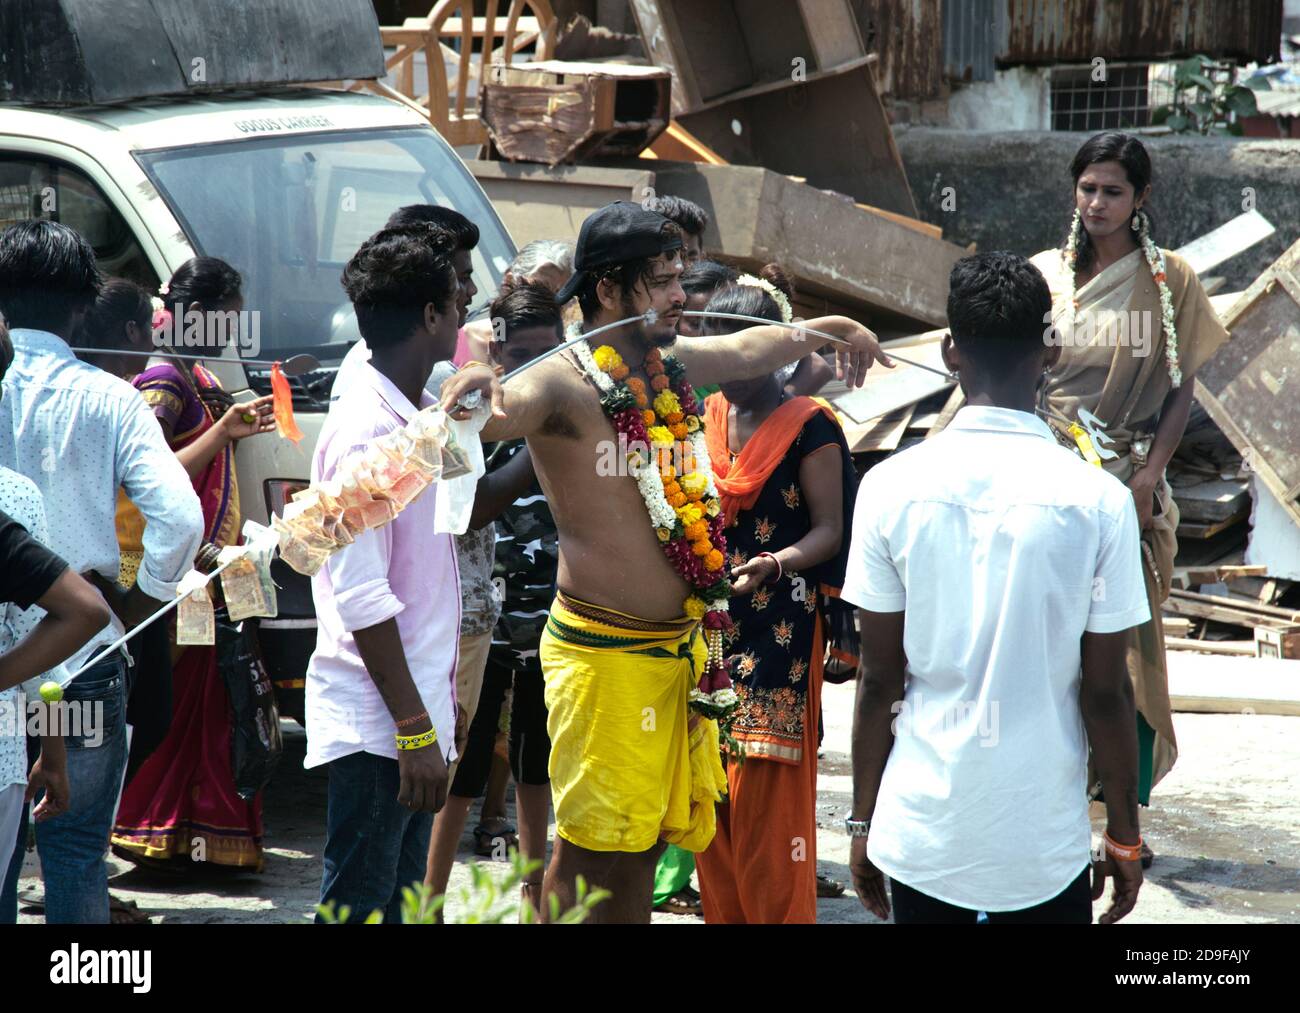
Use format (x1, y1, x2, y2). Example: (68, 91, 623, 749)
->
(943, 0, 1004, 83)
(850, 0, 944, 99)
(1001, 0, 1283, 66)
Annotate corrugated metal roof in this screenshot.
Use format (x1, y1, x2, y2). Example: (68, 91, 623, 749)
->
(1253, 84, 1300, 117)
(943, 0, 1004, 83)
(1000, 0, 1283, 65)
(852, 0, 945, 99)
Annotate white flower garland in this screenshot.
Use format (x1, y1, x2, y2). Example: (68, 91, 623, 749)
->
(574, 330, 731, 615)
(1060, 208, 1181, 388)
(573, 336, 678, 529)
(735, 273, 793, 324)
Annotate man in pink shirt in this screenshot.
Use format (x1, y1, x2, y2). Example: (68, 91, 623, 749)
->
(308, 222, 462, 922)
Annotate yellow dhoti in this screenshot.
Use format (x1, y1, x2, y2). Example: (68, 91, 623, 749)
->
(540, 592, 727, 854)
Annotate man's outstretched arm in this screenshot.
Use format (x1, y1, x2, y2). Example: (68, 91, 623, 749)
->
(673, 315, 892, 389)
(438, 359, 560, 444)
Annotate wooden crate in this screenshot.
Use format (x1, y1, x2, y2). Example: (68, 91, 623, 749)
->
(1196, 237, 1300, 530)
(1255, 623, 1300, 660)
(628, 0, 866, 116)
(480, 61, 670, 165)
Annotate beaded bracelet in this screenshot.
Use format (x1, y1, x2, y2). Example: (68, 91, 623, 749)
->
(395, 709, 429, 729)
(1103, 832, 1143, 862)
(395, 728, 438, 751)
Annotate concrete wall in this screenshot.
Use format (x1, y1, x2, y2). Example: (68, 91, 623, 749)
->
(894, 128, 1300, 291)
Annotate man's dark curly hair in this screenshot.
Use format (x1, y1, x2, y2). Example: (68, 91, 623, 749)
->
(0, 219, 103, 334)
(643, 195, 708, 238)
(341, 224, 458, 348)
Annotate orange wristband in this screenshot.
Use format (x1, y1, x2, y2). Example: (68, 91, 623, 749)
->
(1103, 832, 1143, 862)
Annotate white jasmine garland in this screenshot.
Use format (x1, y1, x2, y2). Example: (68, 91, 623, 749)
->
(1061, 208, 1180, 388)
(735, 273, 793, 324)
(575, 337, 678, 529)
(1135, 213, 1182, 388)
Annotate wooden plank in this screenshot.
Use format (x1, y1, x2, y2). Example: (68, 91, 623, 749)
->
(1166, 652, 1300, 717)
(1162, 617, 1193, 638)
(1176, 508, 1249, 540)
(646, 161, 962, 327)
(1166, 636, 1257, 656)
(626, 0, 702, 114)
(1173, 209, 1276, 276)
(796, 0, 866, 70)
(1171, 477, 1249, 523)
(642, 121, 729, 164)
(1168, 588, 1300, 623)
(465, 160, 655, 245)
(926, 384, 965, 439)
(1219, 564, 1268, 579)
(842, 405, 914, 453)
(687, 55, 878, 113)
(827, 332, 952, 423)
(676, 62, 916, 217)
(856, 202, 943, 240)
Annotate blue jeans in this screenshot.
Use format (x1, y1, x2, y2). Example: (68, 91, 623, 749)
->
(33, 656, 128, 924)
(319, 750, 433, 924)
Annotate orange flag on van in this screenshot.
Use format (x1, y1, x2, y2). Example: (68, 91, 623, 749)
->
(271, 362, 304, 445)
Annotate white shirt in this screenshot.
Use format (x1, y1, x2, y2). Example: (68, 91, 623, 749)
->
(0, 330, 204, 677)
(0, 468, 72, 789)
(842, 405, 1149, 911)
(305, 362, 461, 769)
(329, 340, 370, 404)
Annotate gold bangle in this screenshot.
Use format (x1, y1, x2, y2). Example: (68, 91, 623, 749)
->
(395, 728, 438, 751)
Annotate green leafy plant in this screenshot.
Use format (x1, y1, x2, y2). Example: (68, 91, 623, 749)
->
(1151, 55, 1269, 135)
(316, 848, 610, 924)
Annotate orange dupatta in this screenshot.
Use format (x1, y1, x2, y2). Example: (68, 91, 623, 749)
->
(704, 393, 839, 527)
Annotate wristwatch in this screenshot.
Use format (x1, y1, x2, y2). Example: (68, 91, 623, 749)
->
(844, 817, 871, 839)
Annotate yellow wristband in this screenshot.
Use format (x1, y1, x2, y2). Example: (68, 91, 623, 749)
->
(395, 728, 438, 751)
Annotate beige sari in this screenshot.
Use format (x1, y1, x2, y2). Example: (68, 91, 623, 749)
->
(1030, 246, 1229, 794)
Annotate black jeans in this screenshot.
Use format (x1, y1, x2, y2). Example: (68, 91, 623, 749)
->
(891, 866, 1092, 924)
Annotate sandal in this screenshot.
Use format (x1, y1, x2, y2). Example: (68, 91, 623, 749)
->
(655, 885, 703, 916)
(473, 818, 518, 857)
(17, 888, 151, 923)
(816, 873, 846, 898)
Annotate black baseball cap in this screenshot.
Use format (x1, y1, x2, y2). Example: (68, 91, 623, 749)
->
(555, 201, 682, 305)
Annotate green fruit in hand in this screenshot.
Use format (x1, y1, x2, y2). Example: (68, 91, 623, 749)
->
(242, 412, 257, 424)
(39, 681, 63, 703)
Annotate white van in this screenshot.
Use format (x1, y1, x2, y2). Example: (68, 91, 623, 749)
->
(0, 89, 516, 717)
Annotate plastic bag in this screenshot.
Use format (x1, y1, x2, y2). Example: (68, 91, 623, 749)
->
(215, 611, 283, 800)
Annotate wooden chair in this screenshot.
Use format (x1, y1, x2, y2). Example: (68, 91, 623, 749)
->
(370, 0, 558, 146)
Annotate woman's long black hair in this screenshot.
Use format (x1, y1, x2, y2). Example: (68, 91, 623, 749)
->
(1067, 131, 1154, 273)
(164, 256, 242, 314)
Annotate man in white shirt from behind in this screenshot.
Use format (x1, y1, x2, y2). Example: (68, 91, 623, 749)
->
(843, 252, 1148, 925)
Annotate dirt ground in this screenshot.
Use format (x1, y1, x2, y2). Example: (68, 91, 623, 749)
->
(14, 675, 1299, 924)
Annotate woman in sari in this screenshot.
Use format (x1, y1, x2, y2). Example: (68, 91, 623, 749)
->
(693, 269, 856, 923)
(1031, 133, 1229, 865)
(104, 259, 277, 870)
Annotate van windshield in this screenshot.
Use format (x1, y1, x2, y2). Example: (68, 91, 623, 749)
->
(136, 126, 513, 365)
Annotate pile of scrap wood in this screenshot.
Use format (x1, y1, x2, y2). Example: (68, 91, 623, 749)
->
(1163, 234, 1300, 663)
